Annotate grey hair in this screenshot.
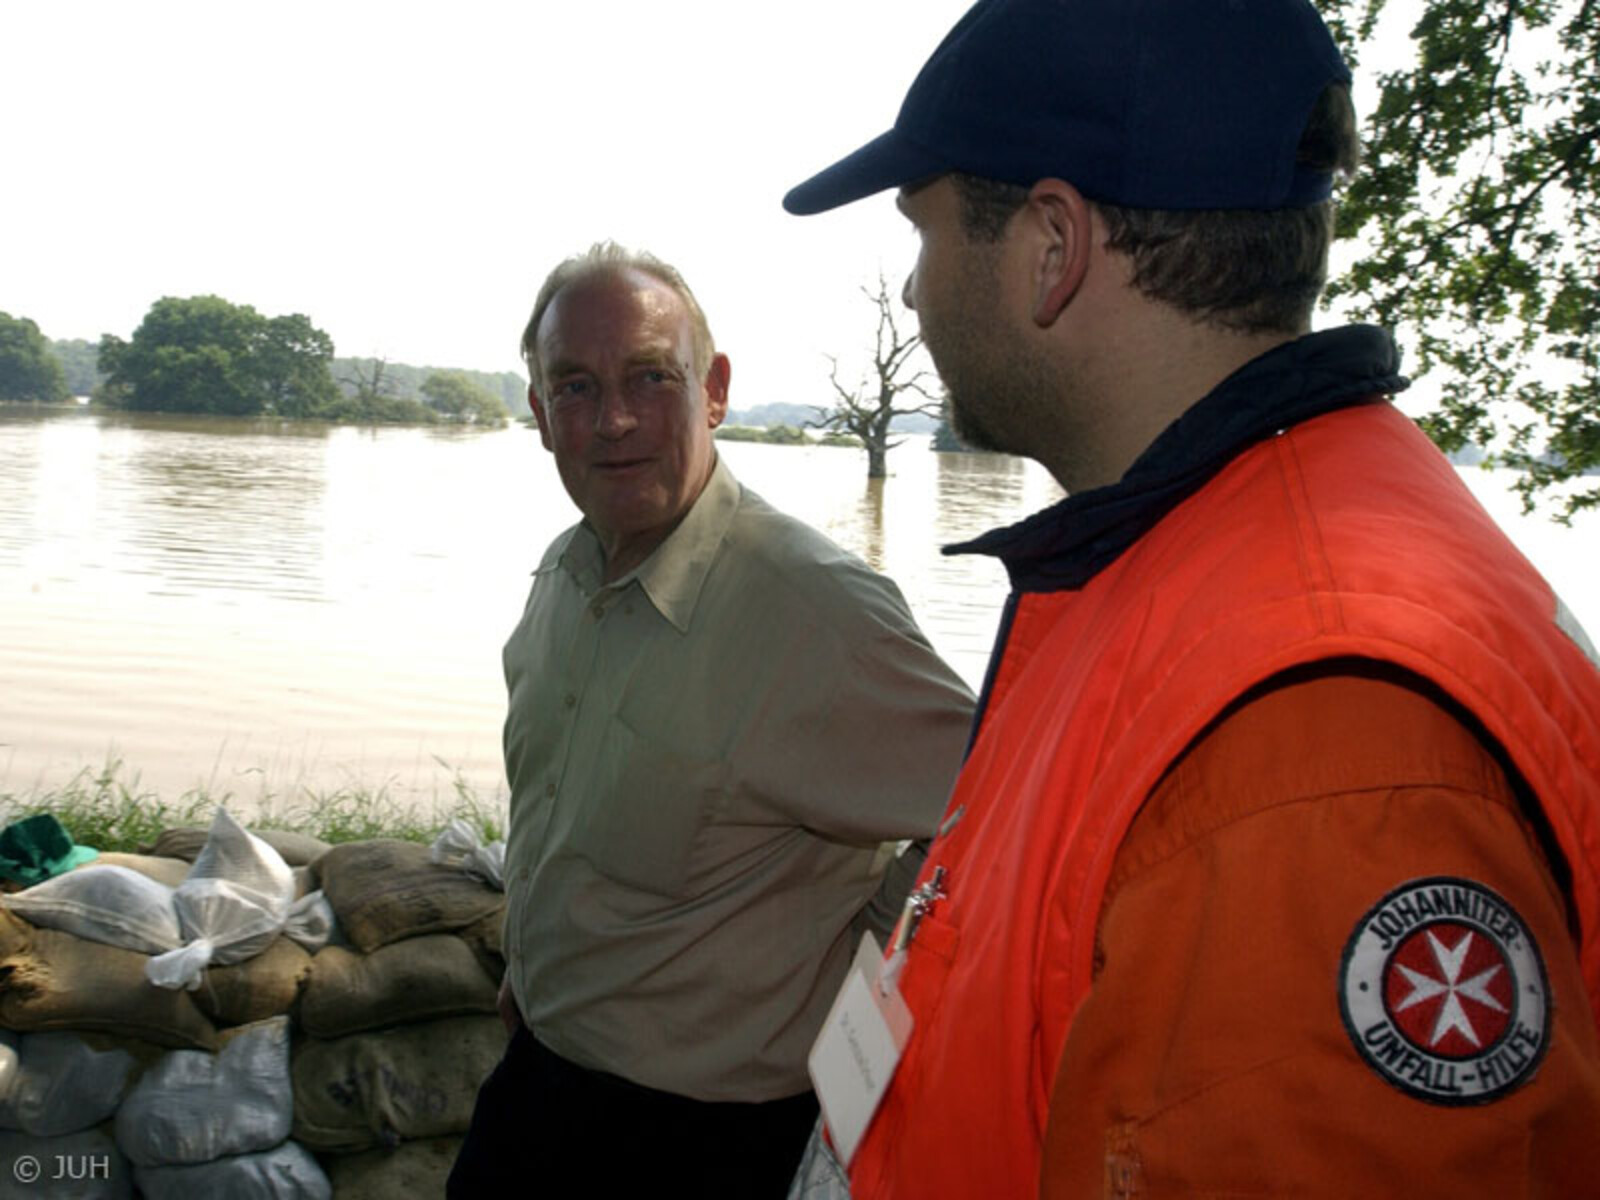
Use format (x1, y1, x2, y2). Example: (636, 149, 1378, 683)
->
(519, 241, 715, 393)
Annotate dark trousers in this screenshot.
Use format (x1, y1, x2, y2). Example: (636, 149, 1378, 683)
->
(447, 1026, 818, 1198)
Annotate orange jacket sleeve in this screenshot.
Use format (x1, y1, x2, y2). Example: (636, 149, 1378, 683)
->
(1041, 665, 1600, 1198)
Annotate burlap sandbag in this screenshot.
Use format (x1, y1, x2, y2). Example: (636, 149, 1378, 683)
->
(143, 825, 331, 867)
(322, 1134, 463, 1199)
(291, 1015, 505, 1152)
(456, 907, 506, 982)
(77, 852, 191, 888)
(312, 840, 504, 953)
(192, 935, 313, 1027)
(298, 935, 497, 1039)
(0, 909, 217, 1049)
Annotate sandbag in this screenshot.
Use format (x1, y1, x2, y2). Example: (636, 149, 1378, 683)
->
(298, 935, 498, 1039)
(133, 1140, 330, 1200)
(323, 1135, 463, 1200)
(143, 825, 332, 867)
(0, 1127, 133, 1199)
(0, 1032, 135, 1136)
(456, 907, 506, 983)
(2, 864, 180, 954)
(291, 1015, 505, 1152)
(284, 889, 335, 952)
(115, 1016, 291, 1167)
(76, 851, 191, 888)
(313, 840, 504, 953)
(193, 936, 313, 1027)
(0, 909, 218, 1049)
(429, 818, 506, 890)
(146, 809, 297, 991)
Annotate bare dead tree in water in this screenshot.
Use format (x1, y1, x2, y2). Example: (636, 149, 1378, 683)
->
(809, 276, 941, 479)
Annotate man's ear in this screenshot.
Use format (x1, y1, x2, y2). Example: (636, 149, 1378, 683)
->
(703, 353, 731, 430)
(528, 383, 554, 451)
(1026, 179, 1094, 328)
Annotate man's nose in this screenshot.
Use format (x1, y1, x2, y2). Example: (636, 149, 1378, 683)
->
(902, 272, 917, 311)
(594, 386, 638, 438)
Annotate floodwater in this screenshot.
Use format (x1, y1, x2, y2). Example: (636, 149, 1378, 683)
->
(0, 408, 1059, 810)
(1, 407, 1594, 815)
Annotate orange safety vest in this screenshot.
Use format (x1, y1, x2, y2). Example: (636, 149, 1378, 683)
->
(846, 402, 1600, 1199)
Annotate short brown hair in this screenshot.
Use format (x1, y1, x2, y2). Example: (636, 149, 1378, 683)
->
(952, 83, 1360, 335)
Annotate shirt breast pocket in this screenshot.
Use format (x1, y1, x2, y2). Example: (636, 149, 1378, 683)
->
(567, 707, 730, 898)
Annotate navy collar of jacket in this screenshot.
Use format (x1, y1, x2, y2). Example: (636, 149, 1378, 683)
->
(944, 324, 1408, 594)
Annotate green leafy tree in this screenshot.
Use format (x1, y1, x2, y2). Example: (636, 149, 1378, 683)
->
(420, 369, 510, 426)
(0, 313, 68, 403)
(98, 296, 339, 417)
(256, 314, 338, 417)
(48, 338, 104, 397)
(810, 275, 941, 478)
(1316, 0, 1600, 517)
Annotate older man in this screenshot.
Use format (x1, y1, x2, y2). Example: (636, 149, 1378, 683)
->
(783, 0, 1600, 1196)
(447, 243, 974, 1198)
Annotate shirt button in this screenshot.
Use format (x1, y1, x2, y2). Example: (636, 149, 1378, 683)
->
(563, 693, 576, 709)
(590, 602, 605, 619)
(545, 782, 556, 798)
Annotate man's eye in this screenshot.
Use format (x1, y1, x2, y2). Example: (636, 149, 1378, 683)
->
(633, 368, 679, 390)
(554, 379, 591, 401)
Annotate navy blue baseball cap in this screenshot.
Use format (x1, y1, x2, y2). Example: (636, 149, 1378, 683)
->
(783, 0, 1351, 215)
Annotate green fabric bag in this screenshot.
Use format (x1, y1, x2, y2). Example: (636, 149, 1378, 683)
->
(0, 814, 99, 887)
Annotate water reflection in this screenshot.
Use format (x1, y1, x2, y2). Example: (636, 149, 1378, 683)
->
(855, 477, 886, 571)
(100, 416, 328, 603)
(935, 448, 1032, 522)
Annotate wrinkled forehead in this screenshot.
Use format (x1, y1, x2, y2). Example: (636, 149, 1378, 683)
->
(538, 268, 692, 362)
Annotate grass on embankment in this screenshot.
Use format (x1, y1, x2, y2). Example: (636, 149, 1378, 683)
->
(0, 759, 505, 854)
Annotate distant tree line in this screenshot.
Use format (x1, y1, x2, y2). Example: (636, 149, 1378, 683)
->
(0, 312, 68, 403)
(715, 423, 862, 447)
(0, 297, 523, 428)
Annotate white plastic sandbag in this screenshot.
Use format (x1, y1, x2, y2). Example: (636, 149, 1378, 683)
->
(3, 864, 181, 954)
(133, 1140, 330, 1200)
(145, 809, 296, 991)
(0, 1032, 135, 1137)
(114, 1016, 292, 1168)
(283, 889, 336, 953)
(428, 818, 506, 891)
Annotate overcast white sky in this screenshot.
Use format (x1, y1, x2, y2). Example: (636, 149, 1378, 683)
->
(3, 0, 983, 410)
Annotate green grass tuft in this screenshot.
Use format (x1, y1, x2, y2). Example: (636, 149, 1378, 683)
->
(1, 757, 505, 854)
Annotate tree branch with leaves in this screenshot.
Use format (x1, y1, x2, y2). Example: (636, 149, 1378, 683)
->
(1317, 0, 1600, 519)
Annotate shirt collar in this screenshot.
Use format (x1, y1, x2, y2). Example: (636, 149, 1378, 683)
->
(559, 455, 739, 634)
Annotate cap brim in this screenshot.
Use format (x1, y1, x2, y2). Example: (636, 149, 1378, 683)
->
(783, 128, 949, 216)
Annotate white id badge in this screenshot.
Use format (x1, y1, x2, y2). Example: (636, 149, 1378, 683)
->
(806, 932, 913, 1168)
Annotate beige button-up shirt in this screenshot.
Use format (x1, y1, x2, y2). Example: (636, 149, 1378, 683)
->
(501, 457, 974, 1101)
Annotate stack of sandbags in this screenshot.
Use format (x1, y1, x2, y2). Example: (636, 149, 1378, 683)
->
(292, 839, 508, 1189)
(0, 818, 510, 1195)
(0, 1028, 136, 1199)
